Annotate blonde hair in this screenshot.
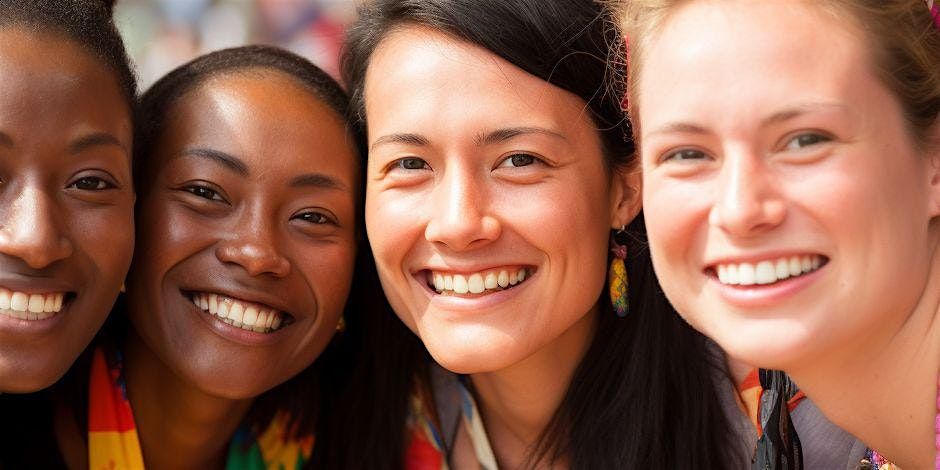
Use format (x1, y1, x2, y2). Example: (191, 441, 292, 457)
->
(615, 0, 940, 149)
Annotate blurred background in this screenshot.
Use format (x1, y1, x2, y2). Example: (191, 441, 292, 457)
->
(114, 0, 358, 89)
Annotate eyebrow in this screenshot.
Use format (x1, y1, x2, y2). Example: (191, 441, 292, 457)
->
(370, 126, 566, 151)
(291, 173, 348, 191)
(69, 132, 126, 154)
(474, 126, 567, 146)
(370, 133, 429, 151)
(180, 147, 249, 176)
(646, 103, 850, 138)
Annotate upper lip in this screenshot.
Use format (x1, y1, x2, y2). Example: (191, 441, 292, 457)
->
(180, 285, 300, 319)
(0, 275, 77, 294)
(416, 263, 534, 274)
(704, 251, 827, 269)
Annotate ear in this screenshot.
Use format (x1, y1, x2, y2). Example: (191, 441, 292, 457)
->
(609, 164, 643, 229)
(928, 122, 940, 218)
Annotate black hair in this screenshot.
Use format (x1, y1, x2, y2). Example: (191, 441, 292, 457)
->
(0, 0, 136, 114)
(135, 45, 425, 469)
(341, 1, 740, 468)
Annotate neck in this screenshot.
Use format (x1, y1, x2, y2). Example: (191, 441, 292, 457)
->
(787, 230, 940, 469)
(124, 328, 253, 470)
(469, 306, 597, 469)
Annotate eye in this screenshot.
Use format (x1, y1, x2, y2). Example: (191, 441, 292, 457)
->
(69, 176, 115, 191)
(497, 153, 540, 168)
(783, 132, 831, 151)
(184, 184, 225, 202)
(662, 149, 708, 162)
(293, 211, 334, 225)
(391, 157, 430, 171)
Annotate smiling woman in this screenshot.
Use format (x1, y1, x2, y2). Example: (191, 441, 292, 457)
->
(342, 0, 745, 468)
(617, 0, 940, 467)
(0, 0, 135, 394)
(0, 45, 370, 469)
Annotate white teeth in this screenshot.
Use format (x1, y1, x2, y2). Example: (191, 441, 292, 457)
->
(738, 263, 756, 286)
(755, 261, 776, 285)
(190, 293, 286, 334)
(484, 273, 498, 290)
(775, 259, 790, 280)
(430, 268, 531, 295)
(468, 274, 485, 294)
(453, 275, 469, 294)
(0, 289, 67, 321)
(497, 271, 509, 288)
(715, 255, 825, 287)
(726, 265, 740, 285)
(11, 292, 28, 312)
(788, 257, 802, 277)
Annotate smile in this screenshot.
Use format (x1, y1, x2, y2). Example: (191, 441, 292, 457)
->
(188, 292, 291, 333)
(0, 288, 67, 321)
(712, 255, 827, 287)
(426, 267, 533, 296)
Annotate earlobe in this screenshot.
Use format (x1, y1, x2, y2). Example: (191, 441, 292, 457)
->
(610, 166, 643, 228)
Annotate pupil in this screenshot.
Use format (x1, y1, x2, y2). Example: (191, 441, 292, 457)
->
(511, 154, 533, 166)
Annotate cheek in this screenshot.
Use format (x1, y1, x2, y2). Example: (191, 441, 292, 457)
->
(70, 202, 135, 291)
(642, 177, 707, 270)
(299, 242, 357, 312)
(365, 189, 424, 298)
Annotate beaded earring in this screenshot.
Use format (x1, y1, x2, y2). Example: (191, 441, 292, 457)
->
(608, 226, 629, 318)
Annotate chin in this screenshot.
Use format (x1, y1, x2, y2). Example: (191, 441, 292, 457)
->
(422, 329, 521, 375)
(710, 317, 818, 372)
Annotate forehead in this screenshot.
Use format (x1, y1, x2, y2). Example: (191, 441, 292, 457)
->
(0, 27, 128, 134)
(158, 70, 357, 180)
(637, 1, 877, 131)
(363, 26, 593, 139)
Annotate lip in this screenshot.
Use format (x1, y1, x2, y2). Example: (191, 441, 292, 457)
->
(181, 290, 299, 347)
(0, 301, 70, 335)
(0, 276, 77, 296)
(412, 268, 536, 314)
(708, 261, 828, 309)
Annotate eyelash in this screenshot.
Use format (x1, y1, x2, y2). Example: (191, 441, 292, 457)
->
(68, 176, 117, 191)
(782, 132, 832, 151)
(183, 183, 226, 202)
(497, 153, 543, 168)
(292, 211, 335, 225)
(661, 148, 709, 163)
(389, 157, 431, 172)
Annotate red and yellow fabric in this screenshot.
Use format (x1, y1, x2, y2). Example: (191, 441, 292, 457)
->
(87, 346, 312, 470)
(738, 368, 806, 436)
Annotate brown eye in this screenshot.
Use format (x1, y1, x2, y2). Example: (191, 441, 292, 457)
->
(784, 133, 831, 151)
(293, 211, 334, 225)
(497, 153, 542, 168)
(394, 157, 430, 171)
(185, 185, 224, 202)
(69, 176, 114, 191)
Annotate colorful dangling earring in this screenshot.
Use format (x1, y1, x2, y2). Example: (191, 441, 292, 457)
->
(608, 226, 629, 317)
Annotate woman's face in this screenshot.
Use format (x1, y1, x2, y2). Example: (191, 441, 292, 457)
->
(364, 27, 636, 374)
(0, 29, 134, 393)
(638, 1, 940, 370)
(126, 70, 358, 398)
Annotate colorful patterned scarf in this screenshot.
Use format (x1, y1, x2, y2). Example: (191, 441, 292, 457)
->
(87, 347, 313, 470)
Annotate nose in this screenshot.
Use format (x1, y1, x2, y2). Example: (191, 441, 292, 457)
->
(424, 167, 500, 251)
(215, 205, 291, 278)
(709, 152, 787, 237)
(0, 185, 74, 269)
